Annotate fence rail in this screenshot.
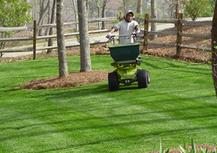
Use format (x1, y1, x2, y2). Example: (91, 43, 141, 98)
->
(39, 17, 116, 29)
(0, 40, 108, 53)
(0, 29, 109, 54)
(148, 31, 177, 36)
(0, 37, 32, 42)
(148, 41, 176, 47)
(181, 33, 211, 39)
(148, 19, 177, 24)
(0, 29, 109, 42)
(0, 26, 30, 32)
(0, 17, 114, 59)
(143, 13, 212, 56)
(183, 20, 212, 26)
(180, 45, 211, 52)
(0, 15, 213, 59)
(37, 29, 109, 40)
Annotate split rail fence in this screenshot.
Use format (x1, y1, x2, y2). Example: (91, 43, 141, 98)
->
(142, 13, 212, 57)
(0, 15, 212, 59)
(0, 17, 115, 59)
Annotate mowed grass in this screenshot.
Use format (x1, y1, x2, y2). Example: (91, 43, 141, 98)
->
(0, 55, 216, 153)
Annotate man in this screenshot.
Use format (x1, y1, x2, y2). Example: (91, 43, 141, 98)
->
(107, 10, 140, 44)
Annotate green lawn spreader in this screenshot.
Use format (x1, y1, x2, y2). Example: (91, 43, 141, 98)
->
(107, 35, 150, 91)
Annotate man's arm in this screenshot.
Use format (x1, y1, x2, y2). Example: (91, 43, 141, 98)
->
(110, 27, 117, 33)
(106, 23, 120, 38)
(134, 21, 141, 34)
(110, 23, 120, 33)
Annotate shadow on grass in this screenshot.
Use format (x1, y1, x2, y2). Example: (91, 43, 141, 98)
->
(0, 91, 216, 142)
(0, 86, 216, 152)
(0, 105, 216, 132)
(0, 84, 215, 127)
(20, 125, 217, 153)
(35, 124, 217, 153)
(142, 60, 210, 76)
(0, 113, 217, 136)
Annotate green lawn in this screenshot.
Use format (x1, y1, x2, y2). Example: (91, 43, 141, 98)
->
(0, 55, 216, 153)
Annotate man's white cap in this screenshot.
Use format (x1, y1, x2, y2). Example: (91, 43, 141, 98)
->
(125, 10, 134, 17)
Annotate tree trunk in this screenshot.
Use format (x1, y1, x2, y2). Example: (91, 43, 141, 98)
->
(86, 0, 89, 17)
(45, 0, 51, 35)
(77, 0, 92, 72)
(97, 6, 100, 29)
(136, 0, 142, 14)
(123, 0, 127, 13)
(56, 0, 68, 77)
(101, 0, 107, 29)
(175, 1, 179, 18)
(150, 0, 157, 40)
(32, 0, 37, 20)
(212, 1, 217, 96)
(47, 0, 56, 54)
(94, 0, 101, 30)
(0, 32, 6, 57)
(38, 0, 49, 36)
(70, 0, 79, 31)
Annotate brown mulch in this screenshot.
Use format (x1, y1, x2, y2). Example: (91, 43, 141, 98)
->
(144, 25, 211, 63)
(144, 25, 212, 63)
(23, 71, 107, 90)
(143, 47, 211, 64)
(3, 45, 109, 90)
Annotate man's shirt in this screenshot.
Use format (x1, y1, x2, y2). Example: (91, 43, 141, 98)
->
(114, 20, 139, 44)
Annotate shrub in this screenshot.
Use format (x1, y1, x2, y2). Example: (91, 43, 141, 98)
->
(184, 0, 206, 20)
(158, 139, 217, 153)
(184, 0, 214, 20)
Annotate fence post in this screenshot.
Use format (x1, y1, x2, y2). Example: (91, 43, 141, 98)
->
(143, 13, 149, 53)
(176, 13, 183, 57)
(33, 20, 37, 60)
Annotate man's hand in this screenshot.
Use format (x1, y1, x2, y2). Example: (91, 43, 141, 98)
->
(132, 31, 137, 36)
(106, 32, 113, 39)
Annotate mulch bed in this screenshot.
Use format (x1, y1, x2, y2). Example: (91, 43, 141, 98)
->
(23, 71, 107, 90)
(144, 25, 212, 64)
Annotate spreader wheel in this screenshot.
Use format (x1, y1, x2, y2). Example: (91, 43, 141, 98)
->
(108, 72, 119, 91)
(137, 70, 150, 88)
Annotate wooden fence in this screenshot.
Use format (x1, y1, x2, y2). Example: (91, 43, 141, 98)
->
(0, 17, 116, 59)
(143, 13, 212, 57)
(0, 15, 212, 59)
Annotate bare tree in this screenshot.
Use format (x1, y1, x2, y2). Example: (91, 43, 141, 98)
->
(166, 0, 186, 18)
(45, 0, 51, 35)
(86, 0, 89, 14)
(95, 0, 101, 29)
(150, 0, 157, 40)
(47, 0, 56, 53)
(175, 0, 179, 18)
(77, 0, 92, 72)
(93, 0, 108, 29)
(101, 0, 108, 29)
(56, 0, 68, 77)
(70, 0, 79, 31)
(212, 0, 217, 96)
(38, 0, 49, 35)
(122, 0, 130, 13)
(136, 0, 142, 14)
